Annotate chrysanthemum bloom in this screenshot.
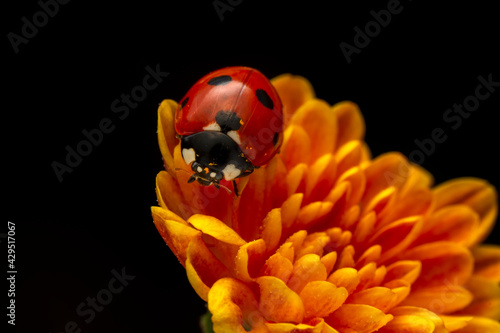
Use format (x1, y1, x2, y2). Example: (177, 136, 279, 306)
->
(151, 73, 500, 332)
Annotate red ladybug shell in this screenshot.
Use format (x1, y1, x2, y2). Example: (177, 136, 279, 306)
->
(175, 67, 283, 167)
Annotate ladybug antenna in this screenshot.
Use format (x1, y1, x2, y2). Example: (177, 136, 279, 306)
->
(174, 168, 233, 195)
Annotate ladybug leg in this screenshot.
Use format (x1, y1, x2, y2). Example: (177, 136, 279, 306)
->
(233, 180, 239, 197)
(187, 174, 196, 183)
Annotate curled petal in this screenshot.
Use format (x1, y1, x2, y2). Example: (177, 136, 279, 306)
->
(368, 216, 423, 263)
(386, 306, 447, 333)
(326, 304, 393, 333)
(234, 239, 267, 282)
(157, 99, 178, 173)
(186, 236, 230, 301)
(257, 276, 304, 323)
(290, 99, 338, 162)
(433, 178, 498, 246)
(439, 315, 473, 332)
(362, 152, 409, 205)
(332, 101, 365, 149)
(384, 260, 422, 285)
(401, 285, 473, 314)
(261, 252, 294, 283)
(347, 286, 398, 313)
(458, 275, 500, 320)
(288, 254, 328, 294)
(401, 241, 474, 288)
(156, 170, 191, 218)
(305, 154, 337, 204)
(415, 205, 480, 247)
(336, 140, 363, 177)
(472, 245, 500, 282)
(281, 125, 312, 168)
(271, 74, 315, 126)
(208, 278, 265, 333)
(327, 267, 360, 294)
(151, 206, 200, 265)
(452, 316, 500, 333)
(260, 208, 282, 253)
(300, 281, 348, 319)
(188, 214, 246, 246)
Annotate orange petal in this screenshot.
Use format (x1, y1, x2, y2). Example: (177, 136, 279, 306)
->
(415, 205, 480, 247)
(362, 186, 396, 219)
(384, 260, 422, 285)
(281, 125, 312, 168)
(347, 286, 398, 313)
(439, 315, 473, 332)
(378, 315, 435, 333)
(295, 201, 334, 232)
(401, 285, 473, 314)
(452, 316, 500, 333)
(155, 170, 191, 219)
(261, 252, 294, 283)
(386, 306, 447, 333)
(208, 278, 265, 333)
(433, 178, 498, 246)
(157, 99, 178, 173)
(353, 211, 376, 245)
(305, 154, 337, 204)
(336, 166, 366, 209)
(271, 74, 315, 127)
(185, 236, 230, 301)
(151, 206, 200, 265)
(290, 99, 338, 162)
(458, 275, 500, 320)
(286, 163, 309, 196)
(257, 276, 304, 323)
(362, 152, 409, 204)
(321, 251, 338, 276)
(377, 187, 433, 229)
(335, 140, 363, 177)
(472, 245, 500, 281)
(337, 245, 355, 269)
(300, 281, 348, 319)
(266, 319, 335, 333)
(326, 304, 393, 333)
(401, 241, 474, 288)
(188, 214, 246, 246)
(234, 239, 267, 282)
(281, 192, 304, 232)
(368, 216, 423, 263)
(327, 267, 360, 294)
(288, 254, 328, 294)
(356, 245, 381, 268)
(332, 101, 365, 148)
(260, 208, 282, 253)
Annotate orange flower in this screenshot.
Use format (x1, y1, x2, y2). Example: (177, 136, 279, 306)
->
(151, 73, 500, 333)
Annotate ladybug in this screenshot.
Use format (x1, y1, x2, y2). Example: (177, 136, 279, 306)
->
(175, 66, 283, 196)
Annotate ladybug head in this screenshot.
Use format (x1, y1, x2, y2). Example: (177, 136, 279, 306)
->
(178, 131, 255, 196)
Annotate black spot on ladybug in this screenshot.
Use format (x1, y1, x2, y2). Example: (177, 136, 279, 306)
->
(180, 97, 189, 109)
(207, 75, 232, 86)
(255, 89, 274, 110)
(215, 110, 242, 132)
(273, 132, 279, 147)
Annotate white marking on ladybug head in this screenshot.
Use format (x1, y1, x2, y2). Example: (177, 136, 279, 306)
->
(182, 148, 196, 165)
(197, 166, 203, 173)
(222, 164, 241, 181)
(227, 130, 241, 144)
(210, 172, 216, 178)
(203, 122, 222, 131)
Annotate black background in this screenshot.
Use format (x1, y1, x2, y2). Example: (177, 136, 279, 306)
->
(5, 1, 499, 332)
